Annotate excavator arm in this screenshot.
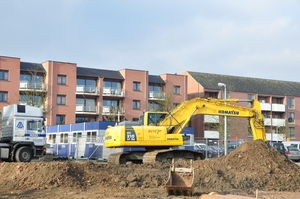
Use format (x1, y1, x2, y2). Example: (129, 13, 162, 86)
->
(158, 98, 266, 141)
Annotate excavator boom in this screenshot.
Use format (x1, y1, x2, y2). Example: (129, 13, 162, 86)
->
(158, 98, 266, 141)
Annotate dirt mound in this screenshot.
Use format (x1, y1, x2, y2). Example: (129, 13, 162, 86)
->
(194, 140, 300, 193)
(0, 140, 299, 198)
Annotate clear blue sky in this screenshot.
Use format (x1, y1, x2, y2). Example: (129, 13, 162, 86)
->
(1, 1, 300, 82)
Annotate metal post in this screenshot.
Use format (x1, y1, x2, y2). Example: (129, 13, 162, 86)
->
(224, 84, 227, 155)
(218, 82, 227, 155)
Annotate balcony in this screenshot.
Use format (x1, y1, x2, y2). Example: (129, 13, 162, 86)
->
(20, 81, 45, 91)
(76, 85, 99, 95)
(102, 106, 125, 115)
(204, 130, 220, 139)
(260, 102, 285, 112)
(204, 115, 219, 123)
(260, 102, 271, 111)
(148, 91, 165, 100)
(264, 118, 286, 126)
(102, 88, 124, 97)
(76, 105, 98, 114)
(272, 104, 285, 112)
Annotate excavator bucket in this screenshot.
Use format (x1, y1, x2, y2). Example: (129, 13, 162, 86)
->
(165, 159, 194, 196)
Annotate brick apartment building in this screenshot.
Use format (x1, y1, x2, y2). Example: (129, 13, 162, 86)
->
(0, 55, 300, 141)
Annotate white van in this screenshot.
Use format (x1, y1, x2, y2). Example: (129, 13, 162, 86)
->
(194, 143, 208, 150)
(282, 141, 300, 151)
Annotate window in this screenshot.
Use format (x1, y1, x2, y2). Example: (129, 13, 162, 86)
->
(87, 131, 97, 142)
(27, 120, 42, 132)
(148, 85, 163, 98)
(56, 115, 65, 125)
(57, 95, 66, 105)
(247, 94, 255, 107)
(104, 81, 121, 89)
(262, 111, 271, 118)
(288, 127, 295, 139)
(248, 94, 255, 100)
(287, 112, 295, 123)
(76, 98, 96, 112)
(76, 78, 96, 93)
(173, 86, 180, 95)
(132, 118, 139, 121)
(57, 75, 66, 85)
(148, 102, 162, 111)
(20, 73, 44, 89)
(48, 134, 57, 144)
(273, 112, 284, 119)
(0, 70, 8, 80)
(288, 97, 294, 109)
(272, 97, 283, 104)
(206, 92, 218, 98)
(103, 99, 119, 113)
(72, 132, 82, 142)
(76, 117, 96, 123)
(60, 133, 68, 143)
(20, 94, 42, 106)
(0, 91, 8, 102)
(133, 81, 141, 91)
(132, 100, 141, 109)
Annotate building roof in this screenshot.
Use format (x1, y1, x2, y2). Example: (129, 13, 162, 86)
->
(77, 67, 124, 80)
(187, 71, 300, 97)
(20, 62, 46, 73)
(149, 75, 165, 85)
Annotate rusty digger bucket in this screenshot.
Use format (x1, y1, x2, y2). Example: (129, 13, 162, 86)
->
(165, 159, 195, 196)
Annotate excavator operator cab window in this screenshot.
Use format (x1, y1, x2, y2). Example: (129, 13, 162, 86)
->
(147, 113, 167, 126)
(138, 113, 144, 125)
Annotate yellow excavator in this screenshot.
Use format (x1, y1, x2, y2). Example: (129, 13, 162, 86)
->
(104, 97, 266, 164)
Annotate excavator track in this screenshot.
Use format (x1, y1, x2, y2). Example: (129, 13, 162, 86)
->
(107, 149, 204, 164)
(143, 149, 204, 164)
(107, 151, 146, 164)
(107, 152, 129, 164)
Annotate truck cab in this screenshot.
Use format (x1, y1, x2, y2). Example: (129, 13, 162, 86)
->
(0, 104, 46, 162)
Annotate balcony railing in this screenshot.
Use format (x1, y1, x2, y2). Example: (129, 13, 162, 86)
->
(148, 91, 165, 100)
(271, 104, 285, 112)
(20, 81, 45, 91)
(102, 106, 125, 115)
(264, 118, 286, 126)
(204, 130, 220, 139)
(204, 115, 219, 123)
(260, 102, 286, 112)
(102, 87, 124, 97)
(76, 105, 98, 113)
(76, 85, 98, 95)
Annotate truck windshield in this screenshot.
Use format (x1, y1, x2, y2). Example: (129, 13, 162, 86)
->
(27, 120, 43, 132)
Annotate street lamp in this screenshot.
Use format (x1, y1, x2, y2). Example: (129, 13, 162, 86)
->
(218, 82, 227, 155)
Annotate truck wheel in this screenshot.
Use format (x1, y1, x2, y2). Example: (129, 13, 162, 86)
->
(15, 146, 32, 162)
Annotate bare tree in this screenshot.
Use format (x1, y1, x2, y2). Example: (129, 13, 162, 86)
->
(18, 71, 52, 116)
(148, 85, 182, 112)
(102, 104, 127, 122)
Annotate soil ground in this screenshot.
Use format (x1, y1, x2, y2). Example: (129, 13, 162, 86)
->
(0, 140, 300, 199)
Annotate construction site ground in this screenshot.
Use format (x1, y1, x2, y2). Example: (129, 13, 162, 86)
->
(0, 140, 300, 199)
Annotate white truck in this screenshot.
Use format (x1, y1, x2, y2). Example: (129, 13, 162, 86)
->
(0, 104, 46, 162)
